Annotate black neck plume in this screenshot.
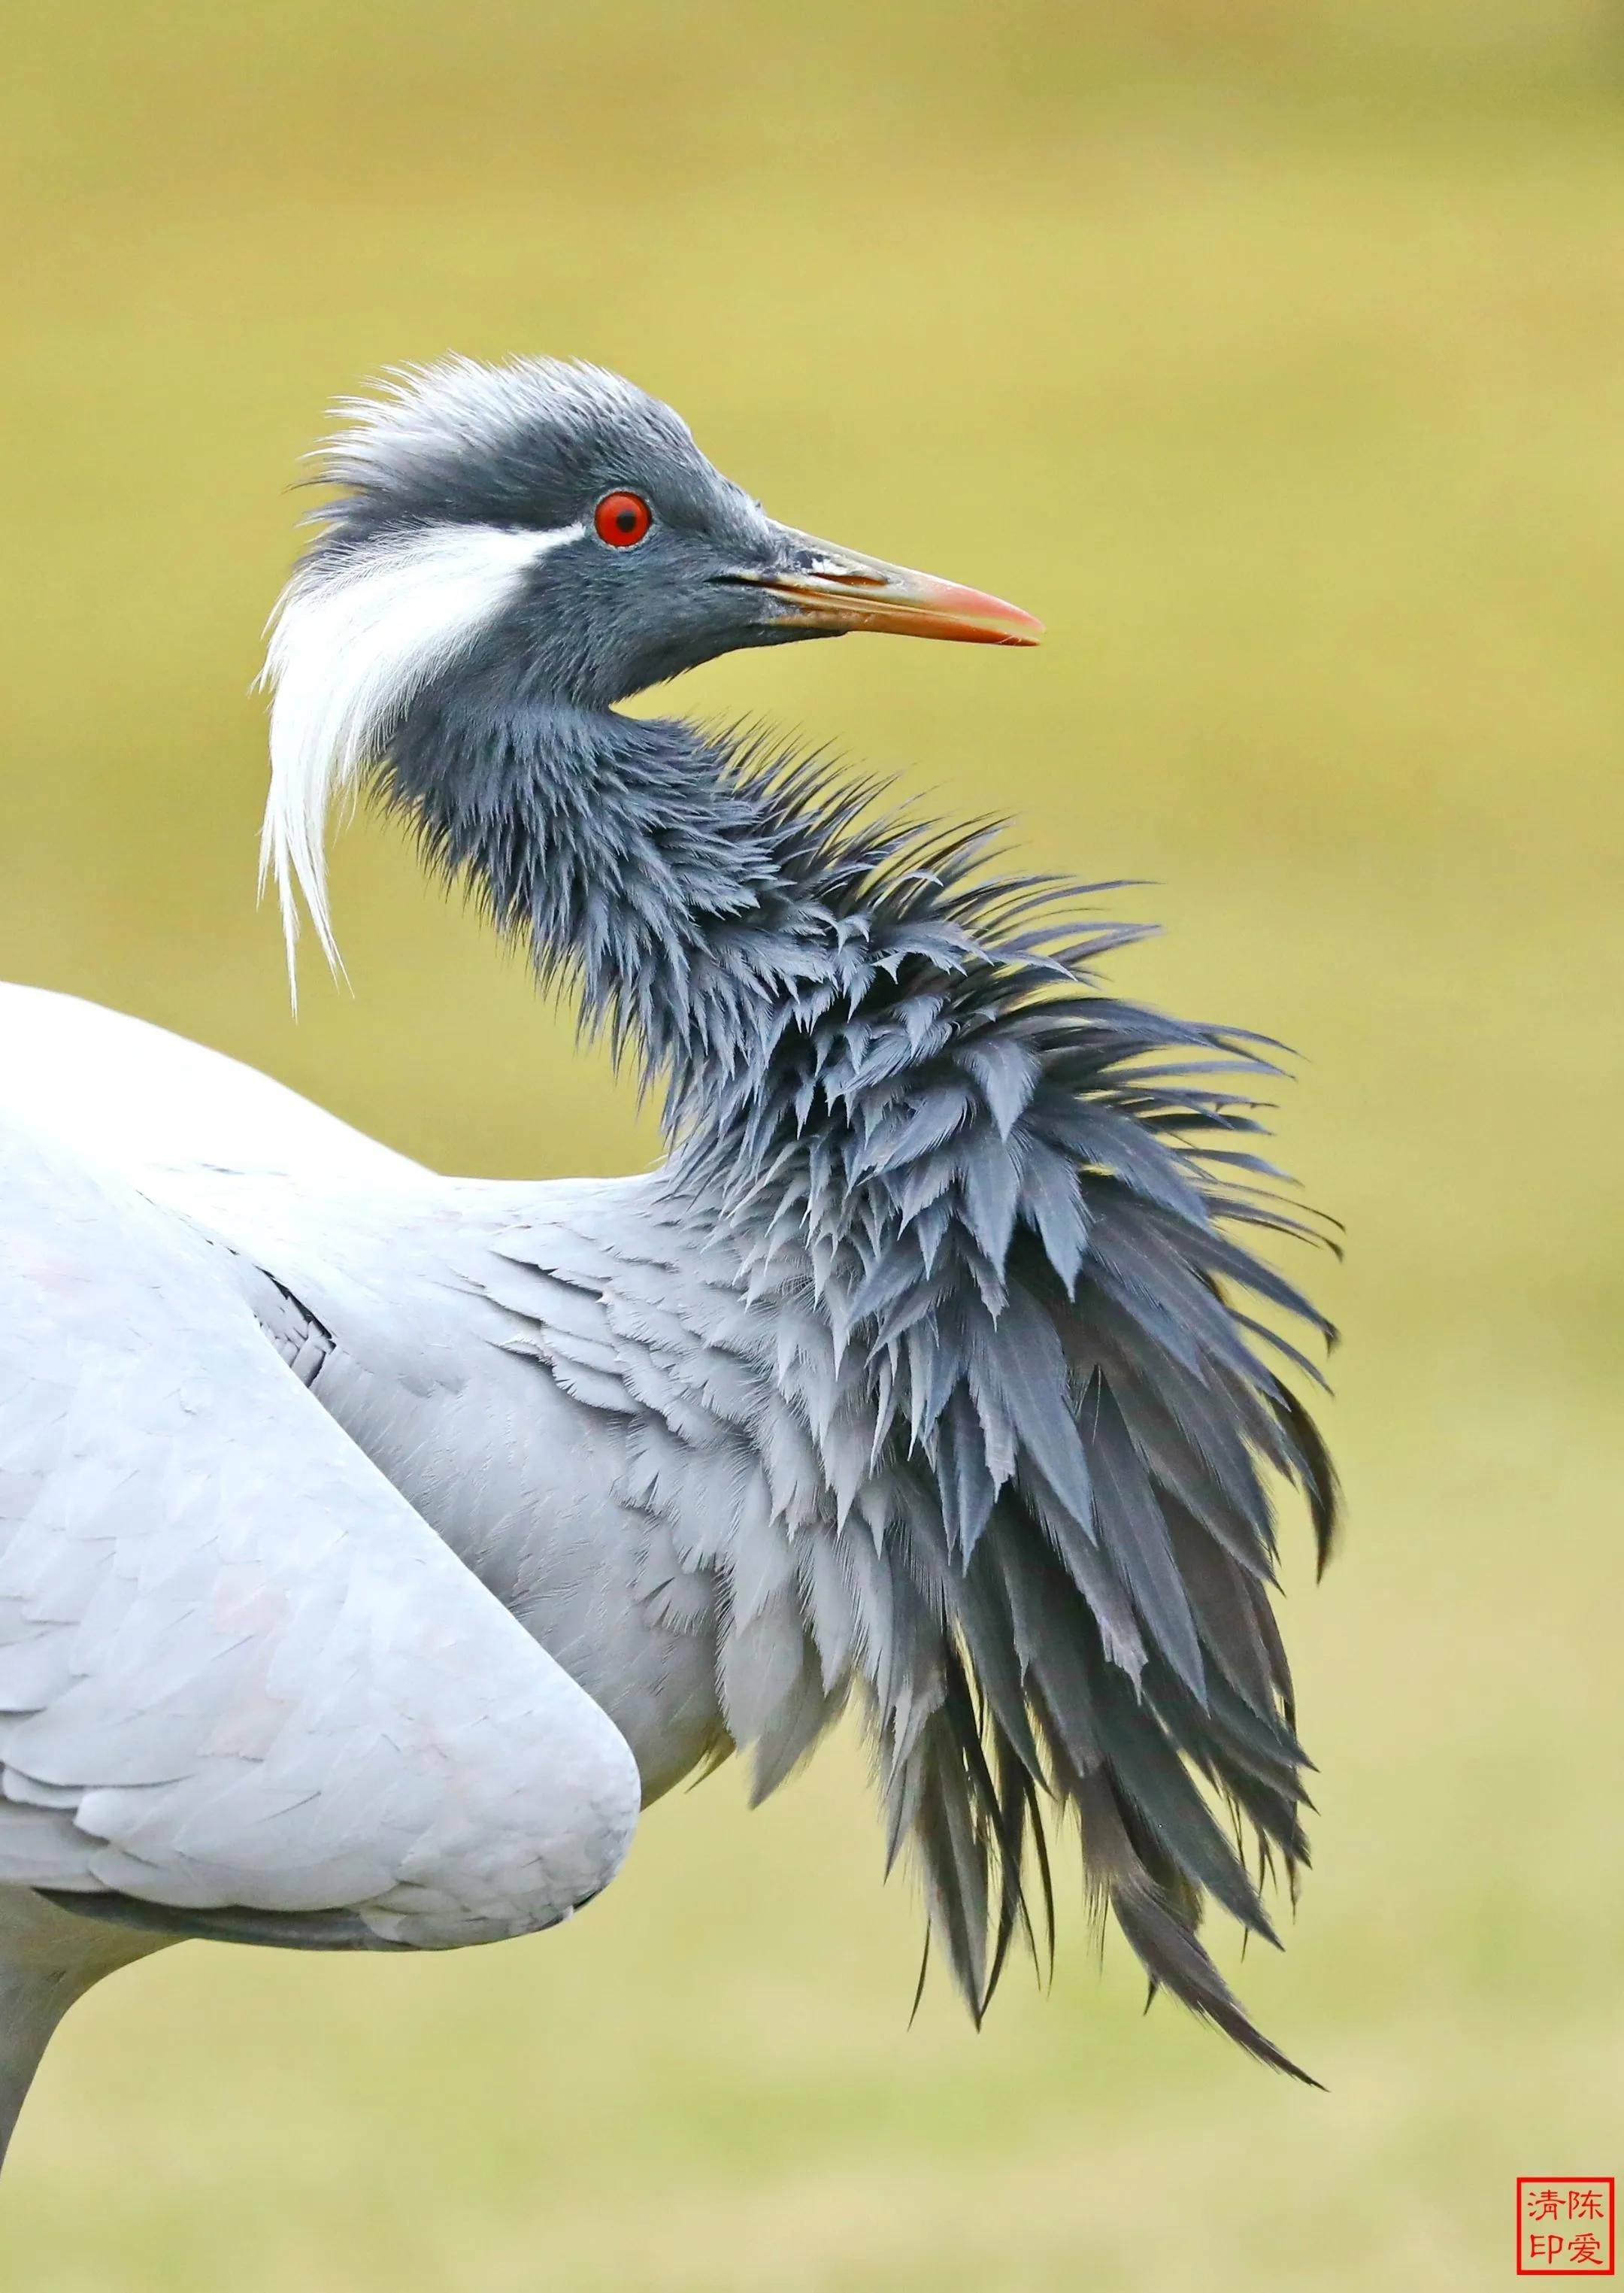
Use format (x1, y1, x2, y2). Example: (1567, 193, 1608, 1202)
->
(383, 693, 862, 1123)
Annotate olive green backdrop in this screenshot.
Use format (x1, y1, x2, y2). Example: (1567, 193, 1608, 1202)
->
(2, 4, 1619, 2286)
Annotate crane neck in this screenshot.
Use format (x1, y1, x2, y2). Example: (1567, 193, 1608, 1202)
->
(383, 693, 877, 1140)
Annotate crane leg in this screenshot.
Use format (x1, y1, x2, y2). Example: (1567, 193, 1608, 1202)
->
(0, 1958, 83, 2173)
(0, 1891, 171, 2176)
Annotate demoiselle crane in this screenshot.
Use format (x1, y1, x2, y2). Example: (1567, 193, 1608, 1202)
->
(0, 359, 1337, 2169)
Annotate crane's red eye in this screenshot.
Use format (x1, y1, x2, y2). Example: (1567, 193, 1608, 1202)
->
(594, 490, 653, 547)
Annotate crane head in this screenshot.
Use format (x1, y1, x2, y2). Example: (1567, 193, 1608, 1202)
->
(259, 356, 1040, 974)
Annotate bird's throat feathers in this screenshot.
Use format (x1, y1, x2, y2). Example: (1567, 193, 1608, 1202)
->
(377, 693, 1298, 1332)
(379, 694, 964, 1121)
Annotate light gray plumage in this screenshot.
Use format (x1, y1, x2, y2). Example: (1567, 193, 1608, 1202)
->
(0, 356, 1337, 2172)
(0, 1045, 640, 2158)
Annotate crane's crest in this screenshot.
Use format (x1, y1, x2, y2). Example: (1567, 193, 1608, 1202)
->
(316, 355, 686, 504)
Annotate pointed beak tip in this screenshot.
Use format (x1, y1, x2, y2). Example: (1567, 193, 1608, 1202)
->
(873, 572, 1044, 649)
(754, 544, 1047, 650)
(996, 603, 1045, 647)
(946, 589, 1044, 647)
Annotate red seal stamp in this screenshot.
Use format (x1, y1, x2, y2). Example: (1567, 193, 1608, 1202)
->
(1517, 2179, 1615, 2275)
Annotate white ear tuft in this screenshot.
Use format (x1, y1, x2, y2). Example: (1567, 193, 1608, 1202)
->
(257, 520, 582, 999)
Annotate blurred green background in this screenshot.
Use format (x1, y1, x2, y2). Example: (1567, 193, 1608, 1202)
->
(3, 2, 1620, 2286)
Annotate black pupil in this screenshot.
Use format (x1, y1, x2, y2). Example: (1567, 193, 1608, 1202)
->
(617, 510, 636, 531)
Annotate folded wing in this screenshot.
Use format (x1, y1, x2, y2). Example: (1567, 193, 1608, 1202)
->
(0, 1113, 639, 1949)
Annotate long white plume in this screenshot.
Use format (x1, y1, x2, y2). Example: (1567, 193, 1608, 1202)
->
(258, 520, 582, 993)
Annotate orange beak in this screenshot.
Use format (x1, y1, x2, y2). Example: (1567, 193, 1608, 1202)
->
(736, 531, 1043, 648)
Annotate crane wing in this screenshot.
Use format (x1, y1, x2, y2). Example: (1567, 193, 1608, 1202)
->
(0, 982, 725, 1812)
(0, 1109, 638, 1946)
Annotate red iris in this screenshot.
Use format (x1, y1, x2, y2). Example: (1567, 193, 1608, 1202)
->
(594, 490, 653, 547)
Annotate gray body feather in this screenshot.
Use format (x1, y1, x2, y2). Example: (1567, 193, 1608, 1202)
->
(0, 354, 1338, 2147)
